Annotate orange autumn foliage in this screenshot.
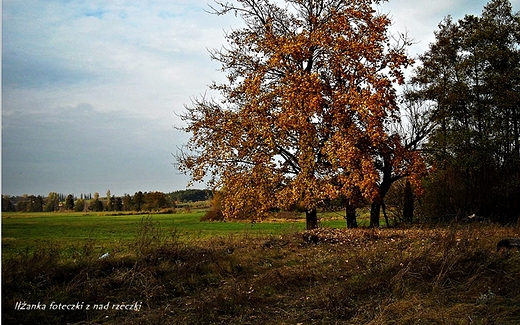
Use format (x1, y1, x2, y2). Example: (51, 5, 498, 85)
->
(177, 0, 425, 220)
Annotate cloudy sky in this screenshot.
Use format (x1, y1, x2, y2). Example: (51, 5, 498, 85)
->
(2, 0, 517, 197)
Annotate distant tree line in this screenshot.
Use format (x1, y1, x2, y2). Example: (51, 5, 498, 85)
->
(1, 189, 212, 213)
(167, 189, 212, 203)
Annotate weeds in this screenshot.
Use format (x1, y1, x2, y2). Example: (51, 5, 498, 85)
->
(3, 223, 520, 324)
(134, 215, 168, 256)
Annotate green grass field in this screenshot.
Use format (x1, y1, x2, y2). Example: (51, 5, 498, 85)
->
(1, 209, 372, 258)
(2, 211, 316, 256)
(2, 211, 362, 254)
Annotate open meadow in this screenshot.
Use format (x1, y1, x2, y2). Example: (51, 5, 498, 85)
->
(2, 211, 310, 256)
(3, 211, 520, 324)
(1, 210, 361, 257)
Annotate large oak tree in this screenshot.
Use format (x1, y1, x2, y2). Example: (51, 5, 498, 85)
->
(178, 0, 423, 228)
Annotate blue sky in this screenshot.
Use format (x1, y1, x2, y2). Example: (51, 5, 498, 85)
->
(2, 0, 517, 196)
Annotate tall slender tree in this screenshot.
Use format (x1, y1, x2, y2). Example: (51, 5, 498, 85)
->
(65, 194, 75, 211)
(106, 190, 113, 211)
(133, 191, 144, 212)
(44, 192, 60, 212)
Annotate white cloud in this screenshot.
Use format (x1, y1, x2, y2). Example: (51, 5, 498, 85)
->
(379, 0, 493, 59)
(2, 0, 518, 196)
(2, 0, 231, 110)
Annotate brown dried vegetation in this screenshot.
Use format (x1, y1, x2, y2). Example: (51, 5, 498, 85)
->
(3, 222, 520, 324)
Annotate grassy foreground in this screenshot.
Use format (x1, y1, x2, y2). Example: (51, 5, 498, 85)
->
(3, 215, 520, 324)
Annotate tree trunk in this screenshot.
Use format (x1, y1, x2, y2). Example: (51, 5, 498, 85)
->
(371, 158, 394, 228)
(403, 180, 414, 224)
(345, 203, 357, 229)
(306, 209, 318, 230)
(382, 202, 389, 227)
(370, 201, 380, 228)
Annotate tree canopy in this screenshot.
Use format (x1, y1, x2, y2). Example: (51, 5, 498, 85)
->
(410, 0, 520, 223)
(178, 0, 425, 227)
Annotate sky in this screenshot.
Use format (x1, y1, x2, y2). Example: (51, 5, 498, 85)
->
(2, 0, 518, 197)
